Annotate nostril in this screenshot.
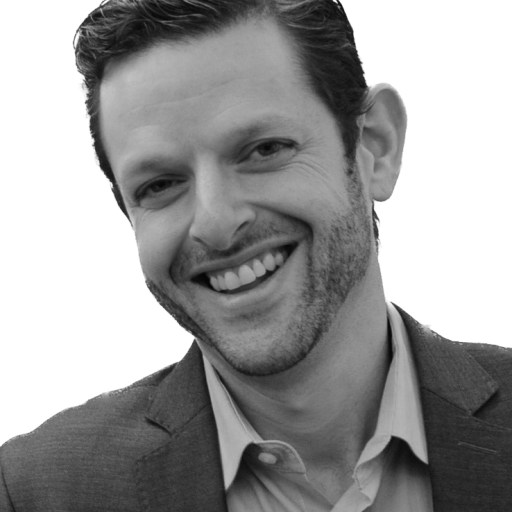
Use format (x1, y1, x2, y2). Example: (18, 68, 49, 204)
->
(188, 203, 256, 251)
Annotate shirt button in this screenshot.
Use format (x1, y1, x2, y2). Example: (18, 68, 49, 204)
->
(258, 452, 278, 465)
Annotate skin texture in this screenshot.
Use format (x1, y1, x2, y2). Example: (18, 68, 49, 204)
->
(100, 18, 407, 501)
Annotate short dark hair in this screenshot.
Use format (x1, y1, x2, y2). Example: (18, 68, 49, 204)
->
(74, 0, 380, 242)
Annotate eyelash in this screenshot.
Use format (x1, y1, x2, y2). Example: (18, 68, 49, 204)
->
(246, 139, 295, 161)
(135, 177, 185, 201)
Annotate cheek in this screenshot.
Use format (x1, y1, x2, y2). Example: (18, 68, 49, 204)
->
(252, 163, 350, 226)
(134, 212, 188, 279)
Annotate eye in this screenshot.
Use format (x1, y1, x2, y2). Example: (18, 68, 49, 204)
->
(138, 178, 178, 198)
(135, 176, 187, 208)
(248, 140, 295, 161)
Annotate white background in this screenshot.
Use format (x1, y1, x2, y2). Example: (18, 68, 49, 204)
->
(1, 1, 510, 445)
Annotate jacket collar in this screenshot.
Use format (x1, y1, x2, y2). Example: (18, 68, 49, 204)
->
(398, 306, 512, 511)
(397, 306, 498, 413)
(136, 342, 228, 512)
(145, 341, 211, 433)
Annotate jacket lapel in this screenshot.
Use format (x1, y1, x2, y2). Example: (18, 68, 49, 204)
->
(135, 343, 228, 512)
(399, 308, 512, 511)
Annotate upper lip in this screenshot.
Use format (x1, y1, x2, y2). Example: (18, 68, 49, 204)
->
(188, 238, 299, 280)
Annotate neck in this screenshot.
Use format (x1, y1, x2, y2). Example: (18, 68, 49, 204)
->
(204, 258, 390, 481)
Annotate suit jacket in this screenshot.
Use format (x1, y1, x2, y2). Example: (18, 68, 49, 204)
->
(1, 308, 512, 511)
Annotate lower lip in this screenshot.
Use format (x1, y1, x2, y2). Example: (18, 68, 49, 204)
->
(205, 245, 301, 314)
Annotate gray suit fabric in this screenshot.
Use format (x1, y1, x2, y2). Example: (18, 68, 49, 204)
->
(1, 307, 512, 511)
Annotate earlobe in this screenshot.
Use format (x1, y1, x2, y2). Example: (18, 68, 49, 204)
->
(360, 84, 407, 202)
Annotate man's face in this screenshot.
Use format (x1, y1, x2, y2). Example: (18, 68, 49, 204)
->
(100, 19, 374, 376)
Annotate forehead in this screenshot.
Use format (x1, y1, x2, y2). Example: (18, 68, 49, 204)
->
(98, 19, 332, 173)
(107, 19, 303, 88)
(100, 19, 308, 115)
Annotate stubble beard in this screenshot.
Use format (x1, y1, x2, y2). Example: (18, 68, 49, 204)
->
(145, 169, 373, 377)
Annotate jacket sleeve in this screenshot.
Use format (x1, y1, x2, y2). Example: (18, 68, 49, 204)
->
(0, 450, 15, 512)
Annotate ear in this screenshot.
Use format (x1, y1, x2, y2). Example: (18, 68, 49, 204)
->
(358, 84, 407, 202)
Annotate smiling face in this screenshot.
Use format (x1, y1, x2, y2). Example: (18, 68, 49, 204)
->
(99, 19, 375, 376)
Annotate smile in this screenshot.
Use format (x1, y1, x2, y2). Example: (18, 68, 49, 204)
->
(194, 244, 296, 294)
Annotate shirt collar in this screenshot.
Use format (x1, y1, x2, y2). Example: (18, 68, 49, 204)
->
(203, 356, 258, 489)
(380, 302, 429, 463)
(203, 302, 428, 491)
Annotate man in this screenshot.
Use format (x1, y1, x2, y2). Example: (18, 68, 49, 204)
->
(1, 0, 511, 510)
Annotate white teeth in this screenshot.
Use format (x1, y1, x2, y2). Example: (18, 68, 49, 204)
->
(225, 271, 241, 290)
(239, 264, 257, 285)
(205, 248, 289, 292)
(263, 252, 276, 272)
(210, 276, 220, 291)
(252, 259, 266, 277)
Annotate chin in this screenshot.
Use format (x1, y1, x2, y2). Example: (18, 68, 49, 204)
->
(199, 319, 324, 377)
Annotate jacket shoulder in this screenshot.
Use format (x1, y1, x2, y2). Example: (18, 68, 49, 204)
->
(3, 363, 176, 444)
(0, 364, 177, 510)
(397, 304, 512, 420)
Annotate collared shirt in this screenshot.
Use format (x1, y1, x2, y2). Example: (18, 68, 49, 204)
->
(203, 303, 433, 511)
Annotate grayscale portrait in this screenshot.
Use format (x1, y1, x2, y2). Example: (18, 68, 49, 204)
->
(1, 1, 511, 510)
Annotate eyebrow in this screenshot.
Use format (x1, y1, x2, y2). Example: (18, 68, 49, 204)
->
(223, 114, 304, 141)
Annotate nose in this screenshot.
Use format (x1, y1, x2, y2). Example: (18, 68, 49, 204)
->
(188, 164, 256, 251)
